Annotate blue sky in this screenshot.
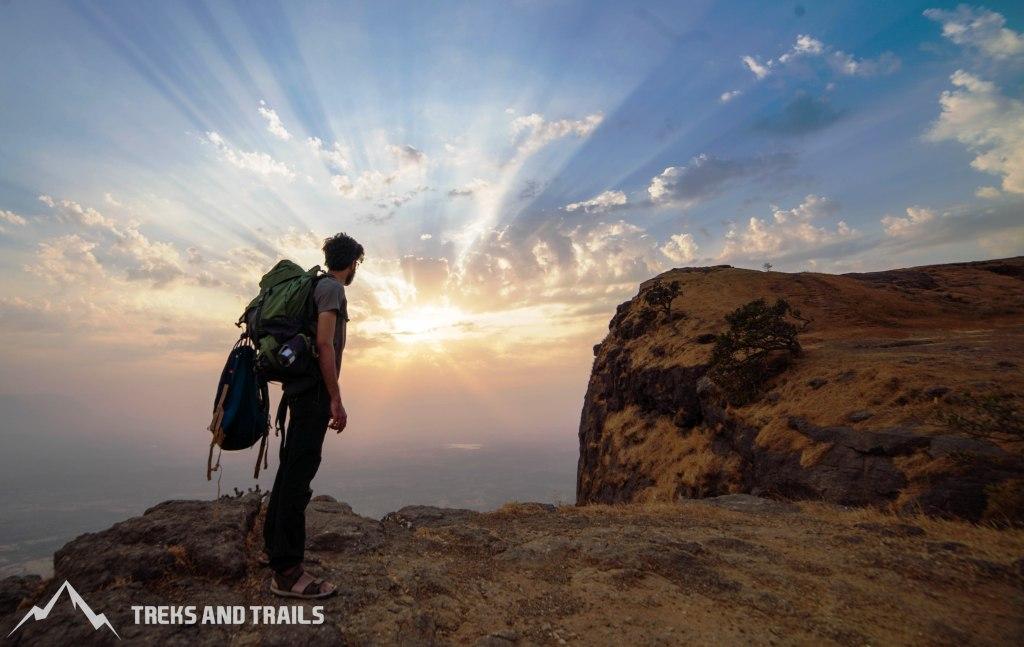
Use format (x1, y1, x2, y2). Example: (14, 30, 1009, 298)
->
(0, 1, 1022, 454)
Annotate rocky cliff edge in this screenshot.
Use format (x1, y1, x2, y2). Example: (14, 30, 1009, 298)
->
(1, 494, 1022, 645)
(577, 257, 1024, 522)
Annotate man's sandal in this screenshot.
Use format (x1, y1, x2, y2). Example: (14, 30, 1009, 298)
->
(269, 567, 337, 599)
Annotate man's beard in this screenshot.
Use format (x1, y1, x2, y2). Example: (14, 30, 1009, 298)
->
(345, 267, 356, 286)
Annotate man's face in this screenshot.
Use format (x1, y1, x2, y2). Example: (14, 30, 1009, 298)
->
(345, 263, 357, 286)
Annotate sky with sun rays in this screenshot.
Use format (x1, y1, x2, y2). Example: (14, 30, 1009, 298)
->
(1, 0, 1023, 524)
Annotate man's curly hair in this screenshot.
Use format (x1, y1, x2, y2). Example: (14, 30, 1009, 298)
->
(322, 232, 364, 271)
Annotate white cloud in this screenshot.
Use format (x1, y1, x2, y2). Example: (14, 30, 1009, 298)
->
(331, 170, 399, 199)
(777, 34, 825, 65)
(205, 131, 295, 180)
(647, 153, 794, 207)
(568, 220, 661, 284)
(660, 233, 699, 264)
(0, 209, 27, 231)
(793, 34, 825, 56)
(564, 189, 627, 213)
(330, 174, 355, 196)
(25, 234, 104, 282)
(926, 70, 1024, 193)
(376, 185, 429, 210)
(976, 186, 1001, 199)
(36, 196, 187, 286)
(307, 137, 351, 172)
(720, 194, 855, 259)
(827, 50, 900, 77)
(448, 178, 491, 198)
(742, 56, 771, 80)
(114, 228, 187, 285)
(881, 206, 936, 237)
(329, 140, 430, 207)
(456, 216, 675, 307)
(257, 100, 291, 141)
(770, 193, 839, 223)
(103, 193, 123, 207)
(40, 195, 117, 229)
(719, 90, 742, 103)
(743, 34, 898, 80)
(420, 233, 433, 240)
(510, 112, 603, 158)
(924, 6, 1024, 60)
(386, 144, 428, 168)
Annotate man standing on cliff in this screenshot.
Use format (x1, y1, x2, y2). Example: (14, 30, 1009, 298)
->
(265, 232, 363, 599)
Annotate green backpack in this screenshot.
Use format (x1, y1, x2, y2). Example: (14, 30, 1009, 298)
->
(238, 260, 324, 389)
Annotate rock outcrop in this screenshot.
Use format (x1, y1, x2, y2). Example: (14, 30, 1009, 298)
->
(577, 258, 1024, 522)
(2, 494, 1022, 645)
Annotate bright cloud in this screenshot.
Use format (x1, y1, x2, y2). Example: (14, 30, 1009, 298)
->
(386, 144, 428, 168)
(925, 5, 1024, 60)
(567, 220, 663, 284)
(719, 90, 742, 103)
(926, 71, 1024, 193)
(0, 209, 27, 232)
(330, 141, 430, 209)
(25, 234, 104, 282)
(307, 137, 352, 172)
(205, 131, 295, 180)
(564, 189, 627, 213)
(510, 112, 603, 159)
(720, 195, 855, 260)
(35, 196, 187, 286)
(647, 153, 795, 207)
(743, 34, 898, 80)
(742, 56, 771, 80)
(881, 206, 937, 237)
(771, 193, 839, 223)
(448, 178, 491, 198)
(331, 170, 410, 201)
(257, 100, 291, 141)
(660, 233, 699, 264)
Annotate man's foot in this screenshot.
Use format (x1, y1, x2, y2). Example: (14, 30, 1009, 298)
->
(269, 565, 337, 599)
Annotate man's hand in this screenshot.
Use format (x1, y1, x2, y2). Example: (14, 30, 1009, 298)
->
(329, 397, 347, 432)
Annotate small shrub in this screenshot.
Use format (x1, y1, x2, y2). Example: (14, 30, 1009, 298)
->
(708, 298, 807, 405)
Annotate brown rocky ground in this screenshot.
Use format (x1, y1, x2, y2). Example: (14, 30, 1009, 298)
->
(1, 493, 1022, 645)
(577, 257, 1024, 521)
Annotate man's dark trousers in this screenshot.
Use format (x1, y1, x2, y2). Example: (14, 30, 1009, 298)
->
(264, 381, 330, 571)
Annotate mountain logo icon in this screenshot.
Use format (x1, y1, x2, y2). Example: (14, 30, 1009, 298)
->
(7, 580, 119, 639)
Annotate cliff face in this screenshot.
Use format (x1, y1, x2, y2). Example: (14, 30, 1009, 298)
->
(2, 494, 1022, 645)
(577, 258, 1024, 522)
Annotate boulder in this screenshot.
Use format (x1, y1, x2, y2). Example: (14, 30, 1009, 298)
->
(52, 495, 260, 591)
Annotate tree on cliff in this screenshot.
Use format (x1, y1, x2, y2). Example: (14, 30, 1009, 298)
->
(708, 298, 807, 405)
(642, 280, 681, 317)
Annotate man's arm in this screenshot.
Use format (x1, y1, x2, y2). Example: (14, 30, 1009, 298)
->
(316, 310, 346, 431)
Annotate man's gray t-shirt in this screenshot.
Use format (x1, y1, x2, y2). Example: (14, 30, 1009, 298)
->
(313, 275, 347, 371)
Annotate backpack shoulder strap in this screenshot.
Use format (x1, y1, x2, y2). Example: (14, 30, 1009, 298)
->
(304, 270, 329, 331)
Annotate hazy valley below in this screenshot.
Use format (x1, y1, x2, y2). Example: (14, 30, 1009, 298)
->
(0, 392, 577, 578)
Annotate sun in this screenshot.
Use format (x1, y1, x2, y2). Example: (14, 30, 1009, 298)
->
(390, 305, 469, 344)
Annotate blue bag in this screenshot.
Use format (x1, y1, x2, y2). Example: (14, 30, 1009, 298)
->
(207, 341, 271, 480)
